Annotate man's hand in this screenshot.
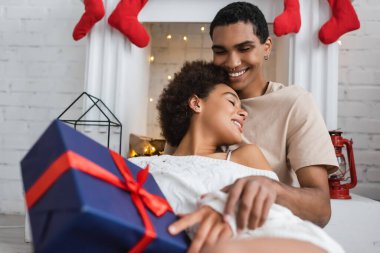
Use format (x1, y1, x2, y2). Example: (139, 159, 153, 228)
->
(168, 206, 233, 253)
(222, 166, 331, 228)
(222, 176, 277, 231)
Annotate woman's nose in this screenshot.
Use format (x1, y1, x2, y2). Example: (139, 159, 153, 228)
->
(238, 110, 248, 121)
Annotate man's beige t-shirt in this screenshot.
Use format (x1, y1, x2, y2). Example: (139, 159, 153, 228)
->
(239, 81, 338, 186)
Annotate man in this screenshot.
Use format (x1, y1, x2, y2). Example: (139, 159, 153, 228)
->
(210, 1, 338, 228)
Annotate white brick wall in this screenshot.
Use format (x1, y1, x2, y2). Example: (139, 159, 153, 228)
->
(339, 0, 380, 199)
(0, 0, 86, 214)
(0, 0, 379, 215)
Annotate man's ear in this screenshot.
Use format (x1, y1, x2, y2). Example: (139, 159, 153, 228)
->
(263, 36, 273, 59)
(188, 95, 202, 113)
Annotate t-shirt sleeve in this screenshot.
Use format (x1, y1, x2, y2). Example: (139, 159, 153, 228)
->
(286, 92, 338, 174)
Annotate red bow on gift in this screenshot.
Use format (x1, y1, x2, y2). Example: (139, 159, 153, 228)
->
(25, 150, 173, 253)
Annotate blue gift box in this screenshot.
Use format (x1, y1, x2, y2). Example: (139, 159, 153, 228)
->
(21, 120, 190, 253)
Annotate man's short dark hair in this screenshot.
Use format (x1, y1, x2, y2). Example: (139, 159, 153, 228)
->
(209, 1, 269, 44)
(157, 61, 230, 147)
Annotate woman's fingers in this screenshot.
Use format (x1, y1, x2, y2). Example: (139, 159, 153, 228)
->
(218, 226, 233, 242)
(169, 209, 203, 235)
(170, 206, 233, 253)
(198, 216, 232, 253)
(187, 209, 218, 253)
(201, 224, 224, 251)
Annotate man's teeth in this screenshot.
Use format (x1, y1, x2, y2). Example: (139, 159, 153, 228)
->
(232, 120, 242, 128)
(229, 69, 246, 77)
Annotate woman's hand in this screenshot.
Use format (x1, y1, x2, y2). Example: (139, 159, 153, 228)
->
(222, 176, 278, 231)
(168, 206, 233, 253)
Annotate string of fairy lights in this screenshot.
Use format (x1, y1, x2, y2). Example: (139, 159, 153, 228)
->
(148, 25, 207, 104)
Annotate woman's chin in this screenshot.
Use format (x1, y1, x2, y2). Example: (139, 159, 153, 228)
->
(225, 137, 242, 146)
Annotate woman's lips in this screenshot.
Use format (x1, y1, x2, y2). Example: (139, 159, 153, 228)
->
(232, 119, 243, 132)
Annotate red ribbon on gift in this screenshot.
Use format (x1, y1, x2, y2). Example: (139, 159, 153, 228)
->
(25, 149, 173, 253)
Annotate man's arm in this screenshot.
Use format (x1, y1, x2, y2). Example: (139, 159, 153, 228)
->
(223, 165, 331, 230)
(276, 165, 331, 227)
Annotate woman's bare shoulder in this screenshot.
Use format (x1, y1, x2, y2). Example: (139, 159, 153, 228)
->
(231, 144, 261, 160)
(234, 143, 261, 153)
(231, 144, 272, 170)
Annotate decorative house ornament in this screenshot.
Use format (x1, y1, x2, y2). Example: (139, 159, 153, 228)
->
(57, 92, 122, 154)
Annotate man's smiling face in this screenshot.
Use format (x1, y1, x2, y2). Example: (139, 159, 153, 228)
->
(211, 21, 271, 98)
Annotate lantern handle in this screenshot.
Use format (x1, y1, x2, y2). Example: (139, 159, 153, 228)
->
(342, 138, 357, 189)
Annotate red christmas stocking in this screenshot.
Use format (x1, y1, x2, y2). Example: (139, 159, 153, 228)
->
(72, 0, 105, 41)
(273, 0, 301, 36)
(108, 0, 150, 48)
(319, 0, 360, 44)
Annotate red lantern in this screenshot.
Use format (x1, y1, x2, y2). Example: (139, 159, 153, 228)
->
(328, 130, 358, 199)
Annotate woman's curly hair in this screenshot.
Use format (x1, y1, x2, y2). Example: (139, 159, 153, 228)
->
(157, 61, 230, 147)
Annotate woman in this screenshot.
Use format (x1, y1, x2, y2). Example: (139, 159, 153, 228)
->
(129, 61, 344, 253)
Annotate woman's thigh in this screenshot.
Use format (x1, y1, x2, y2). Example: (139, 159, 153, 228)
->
(206, 237, 326, 253)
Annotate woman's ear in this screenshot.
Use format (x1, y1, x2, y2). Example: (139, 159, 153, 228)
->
(188, 95, 202, 113)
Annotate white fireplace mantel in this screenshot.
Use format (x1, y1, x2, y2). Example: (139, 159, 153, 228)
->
(84, 0, 338, 156)
(139, 0, 278, 23)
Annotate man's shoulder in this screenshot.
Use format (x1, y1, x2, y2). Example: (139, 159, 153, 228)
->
(242, 81, 312, 108)
(268, 81, 310, 98)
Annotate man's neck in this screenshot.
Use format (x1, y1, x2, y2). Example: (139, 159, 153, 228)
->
(238, 78, 269, 99)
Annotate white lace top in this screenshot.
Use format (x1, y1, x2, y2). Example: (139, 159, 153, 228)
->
(129, 155, 344, 253)
(129, 155, 278, 214)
